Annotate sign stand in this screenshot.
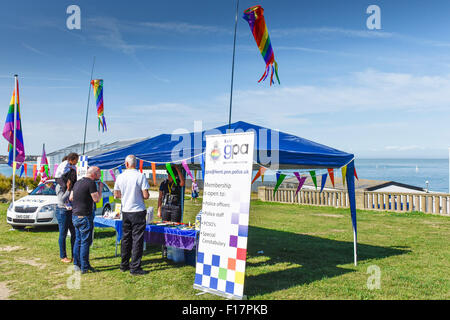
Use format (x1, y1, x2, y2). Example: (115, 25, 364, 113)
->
(193, 132, 255, 300)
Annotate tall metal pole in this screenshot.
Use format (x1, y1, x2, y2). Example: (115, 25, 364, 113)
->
(12, 75, 18, 204)
(228, 0, 240, 130)
(82, 56, 96, 155)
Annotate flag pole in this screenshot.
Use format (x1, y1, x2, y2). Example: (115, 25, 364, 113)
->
(12, 74, 18, 204)
(228, 0, 240, 129)
(82, 56, 96, 155)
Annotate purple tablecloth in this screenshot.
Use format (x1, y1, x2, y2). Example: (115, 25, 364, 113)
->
(144, 225, 198, 250)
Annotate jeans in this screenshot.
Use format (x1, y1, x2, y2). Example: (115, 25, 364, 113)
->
(56, 208, 75, 259)
(72, 215, 92, 272)
(121, 211, 146, 272)
(88, 208, 95, 247)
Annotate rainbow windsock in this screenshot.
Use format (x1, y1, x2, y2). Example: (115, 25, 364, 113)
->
(243, 5, 280, 85)
(91, 79, 107, 132)
(2, 77, 25, 168)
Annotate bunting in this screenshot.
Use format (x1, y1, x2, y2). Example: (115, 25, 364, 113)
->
(251, 167, 265, 184)
(181, 160, 194, 181)
(19, 164, 24, 178)
(341, 166, 347, 187)
(273, 172, 287, 195)
(12, 161, 16, 176)
(109, 169, 116, 182)
(293, 172, 306, 197)
(151, 162, 156, 185)
(320, 173, 327, 193)
(309, 171, 317, 190)
(118, 165, 123, 174)
(354, 168, 359, 180)
(327, 168, 335, 187)
(139, 159, 144, 173)
(23, 163, 27, 178)
(33, 164, 37, 181)
(166, 163, 177, 185)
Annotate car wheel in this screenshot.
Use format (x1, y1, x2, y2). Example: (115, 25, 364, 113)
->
(102, 204, 111, 216)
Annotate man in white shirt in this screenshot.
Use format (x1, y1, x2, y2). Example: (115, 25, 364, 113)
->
(114, 155, 150, 275)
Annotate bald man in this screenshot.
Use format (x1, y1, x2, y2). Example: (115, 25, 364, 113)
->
(70, 166, 103, 274)
(114, 155, 150, 275)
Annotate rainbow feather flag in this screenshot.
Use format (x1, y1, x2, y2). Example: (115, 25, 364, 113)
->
(243, 5, 280, 85)
(2, 77, 25, 168)
(91, 79, 107, 132)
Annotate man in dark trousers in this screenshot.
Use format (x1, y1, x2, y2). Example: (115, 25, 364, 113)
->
(114, 155, 150, 275)
(70, 166, 102, 274)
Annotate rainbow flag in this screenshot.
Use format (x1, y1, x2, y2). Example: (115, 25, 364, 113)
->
(91, 79, 107, 132)
(2, 77, 25, 169)
(243, 5, 280, 85)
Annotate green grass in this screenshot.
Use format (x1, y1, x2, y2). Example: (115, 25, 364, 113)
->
(0, 199, 449, 300)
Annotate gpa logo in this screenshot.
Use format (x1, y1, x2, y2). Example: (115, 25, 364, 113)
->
(210, 142, 221, 162)
(224, 143, 249, 160)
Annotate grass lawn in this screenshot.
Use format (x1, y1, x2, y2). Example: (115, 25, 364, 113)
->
(0, 198, 449, 300)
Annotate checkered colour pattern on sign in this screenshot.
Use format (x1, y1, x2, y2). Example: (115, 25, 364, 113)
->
(194, 190, 250, 298)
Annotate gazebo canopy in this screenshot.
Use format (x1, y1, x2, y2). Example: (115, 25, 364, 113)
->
(88, 121, 354, 170)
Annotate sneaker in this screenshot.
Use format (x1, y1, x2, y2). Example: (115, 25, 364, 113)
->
(130, 269, 148, 276)
(61, 258, 71, 263)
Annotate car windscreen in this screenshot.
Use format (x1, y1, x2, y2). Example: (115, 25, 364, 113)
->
(30, 182, 56, 196)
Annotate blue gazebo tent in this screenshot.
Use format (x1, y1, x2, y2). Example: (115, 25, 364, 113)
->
(89, 121, 358, 265)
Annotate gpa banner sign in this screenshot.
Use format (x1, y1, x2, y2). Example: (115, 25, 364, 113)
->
(193, 131, 255, 299)
(77, 155, 88, 180)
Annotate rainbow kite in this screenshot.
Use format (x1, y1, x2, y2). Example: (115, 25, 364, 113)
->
(243, 5, 280, 85)
(91, 79, 107, 132)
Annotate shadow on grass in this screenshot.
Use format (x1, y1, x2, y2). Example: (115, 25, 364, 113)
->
(93, 244, 187, 272)
(244, 226, 410, 297)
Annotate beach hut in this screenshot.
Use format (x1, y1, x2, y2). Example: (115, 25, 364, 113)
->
(88, 121, 358, 265)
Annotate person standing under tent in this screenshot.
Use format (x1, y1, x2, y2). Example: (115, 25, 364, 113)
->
(191, 179, 199, 203)
(70, 166, 103, 274)
(157, 164, 185, 222)
(114, 155, 150, 276)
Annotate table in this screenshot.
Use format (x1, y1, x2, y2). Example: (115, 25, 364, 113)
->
(93, 216, 122, 256)
(93, 217, 198, 258)
(144, 224, 198, 250)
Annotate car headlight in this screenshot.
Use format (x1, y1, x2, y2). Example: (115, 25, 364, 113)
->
(39, 204, 57, 212)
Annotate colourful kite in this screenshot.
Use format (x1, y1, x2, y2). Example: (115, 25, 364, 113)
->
(243, 5, 280, 85)
(2, 77, 25, 168)
(91, 79, 107, 132)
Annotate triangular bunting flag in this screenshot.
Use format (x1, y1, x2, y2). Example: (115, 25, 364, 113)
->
(341, 166, 347, 187)
(109, 169, 116, 182)
(320, 173, 328, 193)
(166, 163, 177, 185)
(293, 172, 307, 196)
(354, 168, 359, 180)
(251, 167, 263, 185)
(261, 167, 266, 183)
(273, 172, 287, 196)
(19, 164, 24, 177)
(139, 159, 144, 173)
(151, 162, 156, 186)
(181, 160, 194, 181)
(309, 171, 317, 190)
(118, 165, 123, 174)
(327, 168, 335, 187)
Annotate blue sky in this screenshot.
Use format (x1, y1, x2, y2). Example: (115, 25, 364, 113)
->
(1, 0, 449, 158)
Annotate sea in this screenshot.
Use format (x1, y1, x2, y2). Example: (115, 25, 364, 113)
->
(1, 158, 448, 193)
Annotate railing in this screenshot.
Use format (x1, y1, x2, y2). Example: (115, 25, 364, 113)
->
(258, 186, 450, 216)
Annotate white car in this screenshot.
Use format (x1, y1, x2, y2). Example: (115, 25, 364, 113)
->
(6, 179, 115, 230)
